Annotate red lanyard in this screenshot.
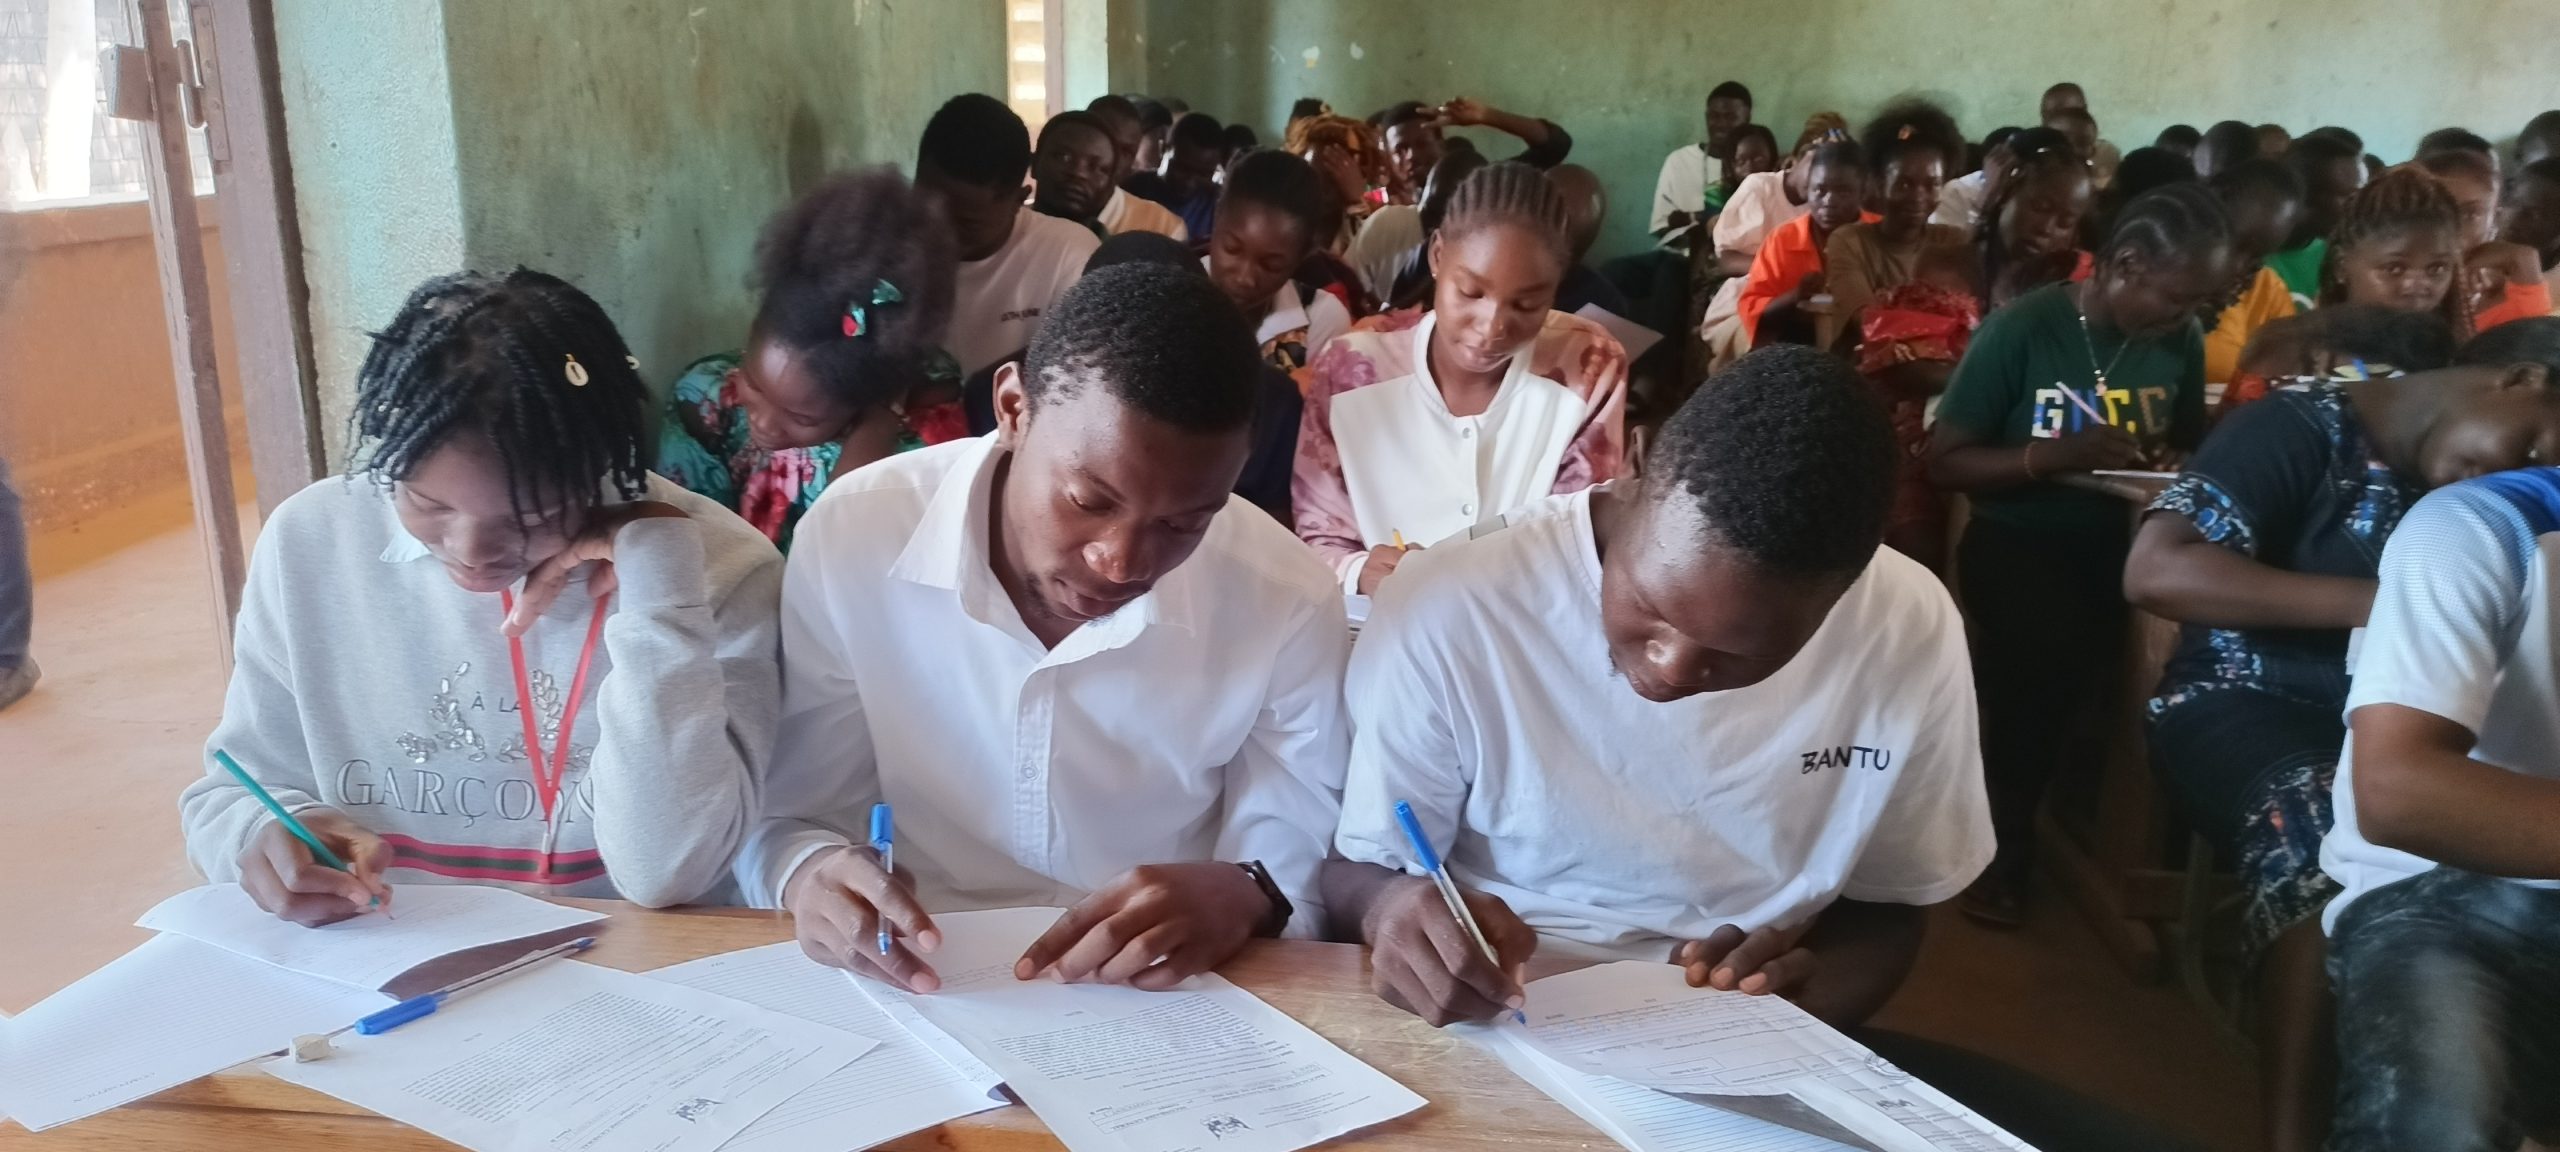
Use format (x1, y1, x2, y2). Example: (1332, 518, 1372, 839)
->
(497, 590, 611, 876)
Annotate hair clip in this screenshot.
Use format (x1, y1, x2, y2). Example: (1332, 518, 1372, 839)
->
(842, 279, 905, 339)
(564, 354, 590, 387)
(1897, 125, 1915, 140)
(625, 355, 641, 370)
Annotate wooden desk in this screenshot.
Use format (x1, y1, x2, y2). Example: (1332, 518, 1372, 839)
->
(0, 902, 1606, 1151)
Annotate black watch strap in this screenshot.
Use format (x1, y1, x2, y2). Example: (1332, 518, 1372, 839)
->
(1236, 859, 1292, 937)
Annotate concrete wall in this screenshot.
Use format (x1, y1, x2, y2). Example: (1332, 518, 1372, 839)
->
(1143, 0, 2559, 261)
(0, 199, 246, 539)
(274, 0, 1004, 457)
(272, 0, 466, 457)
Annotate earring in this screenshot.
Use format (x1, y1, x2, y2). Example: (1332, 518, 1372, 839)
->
(624, 355, 641, 370)
(564, 354, 590, 387)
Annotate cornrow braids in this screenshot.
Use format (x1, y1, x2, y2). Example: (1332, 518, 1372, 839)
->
(2322, 166, 2473, 335)
(1437, 161, 1571, 263)
(352, 268, 650, 526)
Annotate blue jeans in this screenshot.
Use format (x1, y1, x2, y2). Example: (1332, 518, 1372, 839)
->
(2330, 867, 2560, 1151)
(0, 454, 26, 671)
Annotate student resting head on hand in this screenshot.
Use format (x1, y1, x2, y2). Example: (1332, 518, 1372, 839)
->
(1294, 162, 1628, 597)
(756, 260, 1352, 996)
(1326, 343, 1989, 1033)
(181, 269, 786, 921)
(655, 169, 958, 551)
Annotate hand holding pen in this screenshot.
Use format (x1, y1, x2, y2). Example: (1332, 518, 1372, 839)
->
(1362, 801, 1537, 1028)
(782, 813, 943, 992)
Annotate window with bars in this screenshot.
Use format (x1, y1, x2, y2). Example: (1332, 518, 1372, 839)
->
(1, 0, 211, 209)
(1004, 0, 1052, 134)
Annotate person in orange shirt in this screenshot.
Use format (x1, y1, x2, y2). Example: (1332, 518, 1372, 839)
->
(2203, 158, 2309, 386)
(1737, 139, 1872, 347)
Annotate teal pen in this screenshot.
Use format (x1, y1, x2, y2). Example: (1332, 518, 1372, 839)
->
(214, 748, 381, 911)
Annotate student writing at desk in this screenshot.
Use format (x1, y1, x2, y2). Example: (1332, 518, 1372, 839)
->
(1926, 184, 2230, 926)
(180, 270, 785, 921)
(1323, 345, 1991, 1033)
(748, 262, 1347, 994)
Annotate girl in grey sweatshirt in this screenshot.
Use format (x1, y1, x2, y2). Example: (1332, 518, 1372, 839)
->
(180, 269, 782, 920)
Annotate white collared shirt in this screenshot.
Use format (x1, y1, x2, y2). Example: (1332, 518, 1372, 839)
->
(1200, 255, 1351, 361)
(741, 436, 1351, 932)
(1097, 185, 1190, 243)
(1650, 143, 1710, 243)
(1333, 488, 1993, 961)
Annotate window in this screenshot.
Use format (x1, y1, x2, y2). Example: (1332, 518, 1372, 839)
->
(1003, 0, 1055, 133)
(1, 0, 212, 209)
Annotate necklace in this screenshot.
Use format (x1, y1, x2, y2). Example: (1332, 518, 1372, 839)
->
(2074, 292, 2131, 393)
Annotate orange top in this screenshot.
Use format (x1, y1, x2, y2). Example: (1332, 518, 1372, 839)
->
(2476, 278, 2554, 332)
(1737, 212, 1880, 345)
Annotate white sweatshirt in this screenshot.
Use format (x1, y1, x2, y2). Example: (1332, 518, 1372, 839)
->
(178, 474, 782, 906)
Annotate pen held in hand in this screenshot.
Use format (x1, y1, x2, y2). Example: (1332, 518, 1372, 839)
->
(1392, 800, 1525, 1024)
(870, 803, 896, 957)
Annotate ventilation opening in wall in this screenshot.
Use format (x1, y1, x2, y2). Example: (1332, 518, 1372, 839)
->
(1004, 0, 1062, 133)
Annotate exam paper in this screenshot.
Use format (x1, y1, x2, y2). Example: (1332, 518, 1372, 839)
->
(649, 943, 1005, 1152)
(1509, 962, 2032, 1152)
(0, 933, 392, 1131)
(1458, 1021, 1853, 1152)
(1574, 302, 1667, 361)
(138, 883, 607, 990)
(880, 908, 1425, 1152)
(264, 959, 876, 1152)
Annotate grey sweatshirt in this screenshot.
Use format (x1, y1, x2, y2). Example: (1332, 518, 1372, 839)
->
(179, 474, 782, 906)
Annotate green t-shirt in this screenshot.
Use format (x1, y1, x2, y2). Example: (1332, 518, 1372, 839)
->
(1937, 283, 2207, 533)
(2263, 238, 2326, 309)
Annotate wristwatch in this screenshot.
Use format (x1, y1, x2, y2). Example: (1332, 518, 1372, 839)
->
(1236, 860, 1293, 938)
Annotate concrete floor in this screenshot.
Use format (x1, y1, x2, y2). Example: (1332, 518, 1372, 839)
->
(0, 516, 2256, 1150)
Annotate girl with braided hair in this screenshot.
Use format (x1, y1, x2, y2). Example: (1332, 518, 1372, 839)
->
(658, 167, 960, 552)
(180, 268, 785, 922)
(1295, 162, 1628, 596)
(2320, 166, 2468, 335)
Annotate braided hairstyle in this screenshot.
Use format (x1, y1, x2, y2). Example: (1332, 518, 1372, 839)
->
(1436, 161, 1572, 265)
(352, 269, 648, 522)
(1973, 126, 2089, 299)
(751, 167, 956, 414)
(2321, 166, 2472, 336)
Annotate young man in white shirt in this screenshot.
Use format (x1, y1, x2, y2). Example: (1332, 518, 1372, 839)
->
(1087, 95, 1190, 243)
(1325, 344, 1992, 1030)
(2321, 468, 2560, 1150)
(747, 261, 1349, 995)
(917, 94, 1101, 377)
(1649, 80, 1753, 250)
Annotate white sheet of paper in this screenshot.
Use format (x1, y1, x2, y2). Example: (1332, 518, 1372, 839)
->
(873, 910, 1421, 1152)
(1508, 962, 2032, 1152)
(137, 883, 607, 990)
(1575, 302, 1667, 361)
(647, 943, 1004, 1152)
(0, 934, 392, 1131)
(1458, 1022, 1853, 1152)
(263, 959, 875, 1152)
(845, 905, 1065, 1088)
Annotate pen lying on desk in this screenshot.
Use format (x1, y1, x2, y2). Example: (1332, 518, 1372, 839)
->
(1394, 800, 1525, 1024)
(288, 936, 597, 1062)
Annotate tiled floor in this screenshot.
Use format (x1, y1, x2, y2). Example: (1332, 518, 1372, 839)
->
(1, 516, 2255, 1150)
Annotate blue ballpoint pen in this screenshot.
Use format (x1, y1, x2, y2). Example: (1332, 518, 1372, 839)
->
(871, 803, 895, 956)
(1393, 800, 1525, 1024)
(290, 936, 596, 1061)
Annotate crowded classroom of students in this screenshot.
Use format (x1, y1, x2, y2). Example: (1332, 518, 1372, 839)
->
(9, 5, 2560, 1152)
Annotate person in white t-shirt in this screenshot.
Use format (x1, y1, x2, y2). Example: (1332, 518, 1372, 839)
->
(1649, 81, 1754, 251)
(751, 261, 1348, 996)
(2320, 468, 2560, 1150)
(1204, 149, 1352, 379)
(916, 94, 1100, 377)
(1325, 345, 1992, 1030)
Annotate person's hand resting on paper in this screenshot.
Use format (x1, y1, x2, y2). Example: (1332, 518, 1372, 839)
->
(1012, 862, 1279, 991)
(785, 844, 946, 992)
(239, 809, 395, 926)
(1675, 920, 1815, 998)
(1361, 875, 1536, 1026)
(1672, 900, 1927, 1028)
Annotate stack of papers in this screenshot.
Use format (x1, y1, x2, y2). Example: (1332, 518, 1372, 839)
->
(853, 907, 1427, 1152)
(138, 883, 607, 989)
(265, 960, 877, 1152)
(1492, 962, 2034, 1152)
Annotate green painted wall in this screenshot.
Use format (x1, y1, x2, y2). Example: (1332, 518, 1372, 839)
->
(1144, 0, 2557, 261)
(277, 0, 1004, 455)
(273, 0, 466, 455)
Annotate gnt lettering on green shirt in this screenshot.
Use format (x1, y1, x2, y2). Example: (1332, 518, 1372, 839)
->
(1935, 284, 2207, 533)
